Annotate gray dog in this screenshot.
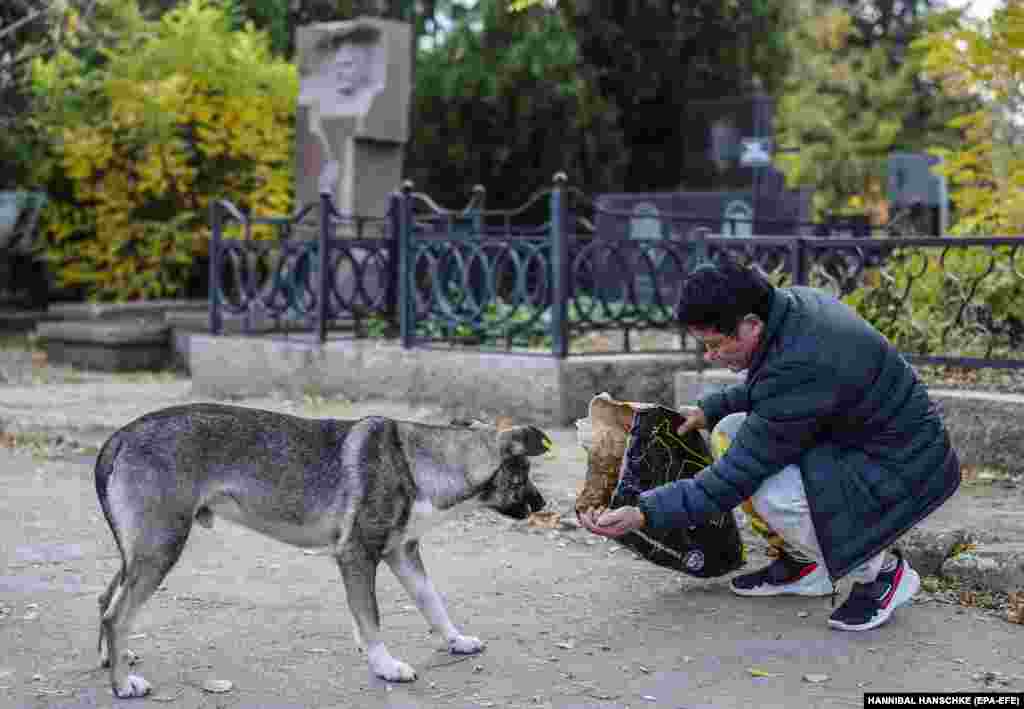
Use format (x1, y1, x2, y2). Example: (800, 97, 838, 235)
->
(93, 403, 550, 698)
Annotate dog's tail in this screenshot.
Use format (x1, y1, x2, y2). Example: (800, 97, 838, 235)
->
(94, 433, 127, 653)
(95, 433, 127, 567)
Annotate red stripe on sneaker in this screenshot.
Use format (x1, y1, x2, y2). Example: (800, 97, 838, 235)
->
(880, 564, 903, 608)
(794, 563, 818, 580)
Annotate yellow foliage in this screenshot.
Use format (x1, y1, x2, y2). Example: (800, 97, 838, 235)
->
(32, 0, 297, 301)
(918, 3, 1024, 235)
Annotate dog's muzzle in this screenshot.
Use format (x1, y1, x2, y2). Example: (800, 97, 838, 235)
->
(486, 460, 546, 519)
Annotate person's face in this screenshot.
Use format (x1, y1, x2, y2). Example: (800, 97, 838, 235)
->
(689, 316, 763, 372)
(333, 43, 368, 96)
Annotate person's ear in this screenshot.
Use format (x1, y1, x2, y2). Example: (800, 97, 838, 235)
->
(741, 315, 763, 341)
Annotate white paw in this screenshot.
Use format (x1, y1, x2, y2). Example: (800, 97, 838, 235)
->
(372, 657, 417, 682)
(113, 674, 151, 698)
(448, 634, 484, 655)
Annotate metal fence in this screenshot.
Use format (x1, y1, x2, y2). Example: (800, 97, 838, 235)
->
(208, 175, 1024, 369)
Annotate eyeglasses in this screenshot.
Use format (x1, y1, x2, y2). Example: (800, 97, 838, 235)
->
(690, 316, 759, 357)
(693, 333, 740, 357)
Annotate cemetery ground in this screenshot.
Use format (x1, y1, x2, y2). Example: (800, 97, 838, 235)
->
(0, 337, 1022, 709)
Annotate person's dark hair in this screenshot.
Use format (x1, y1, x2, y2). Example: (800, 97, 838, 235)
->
(674, 258, 775, 335)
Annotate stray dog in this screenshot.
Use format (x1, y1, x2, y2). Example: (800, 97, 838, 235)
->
(93, 403, 549, 698)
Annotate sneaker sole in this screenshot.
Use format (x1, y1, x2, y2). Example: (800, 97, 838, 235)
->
(828, 567, 921, 631)
(730, 579, 834, 597)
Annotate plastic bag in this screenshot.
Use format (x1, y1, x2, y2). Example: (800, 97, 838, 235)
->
(612, 405, 745, 577)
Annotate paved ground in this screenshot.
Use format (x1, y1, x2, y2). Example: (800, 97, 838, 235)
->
(1, 357, 1022, 708)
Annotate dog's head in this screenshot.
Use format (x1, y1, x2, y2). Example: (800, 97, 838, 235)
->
(451, 418, 550, 519)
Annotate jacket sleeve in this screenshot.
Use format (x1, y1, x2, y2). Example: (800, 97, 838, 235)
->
(639, 358, 839, 531)
(698, 383, 750, 430)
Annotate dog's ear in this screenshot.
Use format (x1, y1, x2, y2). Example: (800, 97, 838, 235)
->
(499, 425, 552, 458)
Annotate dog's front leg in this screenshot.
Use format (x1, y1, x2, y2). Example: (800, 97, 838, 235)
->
(385, 541, 484, 655)
(336, 544, 417, 682)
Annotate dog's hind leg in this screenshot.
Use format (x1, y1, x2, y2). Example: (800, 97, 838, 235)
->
(384, 541, 484, 655)
(336, 543, 417, 682)
(97, 567, 122, 665)
(101, 518, 190, 698)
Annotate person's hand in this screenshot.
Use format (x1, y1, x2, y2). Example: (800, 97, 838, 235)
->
(578, 506, 645, 538)
(677, 406, 707, 435)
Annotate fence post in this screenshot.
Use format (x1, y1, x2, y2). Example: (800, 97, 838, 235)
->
(550, 172, 569, 358)
(387, 191, 401, 331)
(470, 184, 486, 234)
(790, 237, 808, 286)
(316, 193, 331, 343)
(399, 180, 415, 349)
(208, 201, 223, 335)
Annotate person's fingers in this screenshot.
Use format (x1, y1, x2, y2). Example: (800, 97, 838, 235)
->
(595, 507, 637, 536)
(676, 408, 706, 435)
(580, 508, 604, 534)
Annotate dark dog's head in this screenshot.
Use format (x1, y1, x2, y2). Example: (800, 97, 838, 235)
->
(452, 419, 550, 519)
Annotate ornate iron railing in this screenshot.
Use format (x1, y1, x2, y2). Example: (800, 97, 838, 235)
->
(208, 196, 395, 339)
(699, 236, 1024, 369)
(209, 175, 1023, 368)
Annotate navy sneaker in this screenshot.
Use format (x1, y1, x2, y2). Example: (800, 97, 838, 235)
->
(828, 550, 921, 631)
(730, 553, 833, 597)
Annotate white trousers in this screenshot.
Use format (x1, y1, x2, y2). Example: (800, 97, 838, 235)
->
(713, 413, 887, 584)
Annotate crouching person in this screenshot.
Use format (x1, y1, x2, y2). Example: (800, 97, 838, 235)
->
(580, 259, 961, 631)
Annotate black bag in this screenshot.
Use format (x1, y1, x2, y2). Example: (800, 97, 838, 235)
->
(609, 406, 746, 578)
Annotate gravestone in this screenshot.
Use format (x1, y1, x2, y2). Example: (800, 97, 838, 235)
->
(295, 18, 412, 218)
(722, 199, 753, 238)
(682, 93, 775, 192)
(629, 202, 665, 303)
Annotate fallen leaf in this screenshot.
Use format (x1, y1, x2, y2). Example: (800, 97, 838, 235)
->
(1007, 591, 1024, 625)
(528, 511, 561, 529)
(748, 668, 780, 678)
(201, 679, 233, 694)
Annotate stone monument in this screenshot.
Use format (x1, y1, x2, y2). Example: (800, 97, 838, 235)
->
(295, 18, 412, 218)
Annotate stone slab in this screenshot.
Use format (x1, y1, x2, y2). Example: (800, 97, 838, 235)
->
(35, 320, 171, 371)
(36, 320, 169, 345)
(927, 388, 1024, 475)
(941, 542, 1024, 595)
(561, 354, 695, 422)
(898, 527, 974, 578)
(47, 298, 205, 322)
(0, 308, 55, 334)
(188, 335, 699, 425)
(675, 370, 1024, 477)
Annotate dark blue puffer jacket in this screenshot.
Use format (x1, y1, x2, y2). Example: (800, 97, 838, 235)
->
(638, 286, 961, 579)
